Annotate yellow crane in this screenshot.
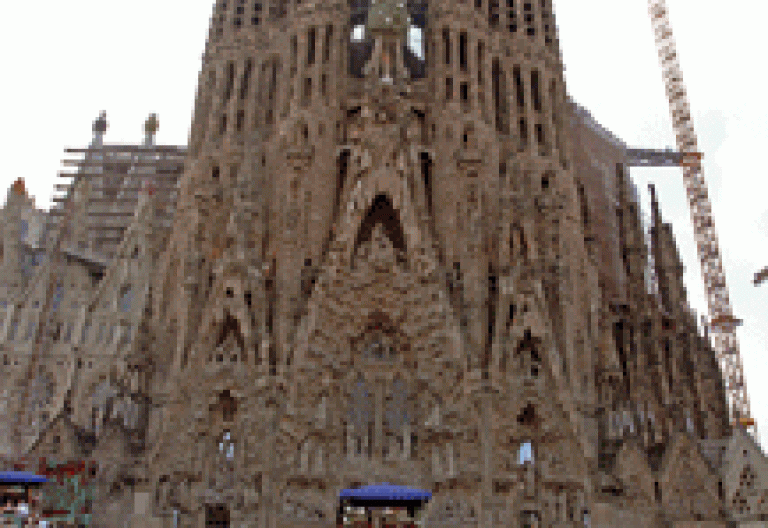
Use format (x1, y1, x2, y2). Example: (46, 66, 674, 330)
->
(647, 0, 755, 433)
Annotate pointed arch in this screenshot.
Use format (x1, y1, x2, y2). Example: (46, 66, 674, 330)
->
(353, 193, 407, 256)
(215, 311, 246, 355)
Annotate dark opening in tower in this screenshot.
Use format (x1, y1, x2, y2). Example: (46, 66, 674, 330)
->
(354, 194, 407, 257)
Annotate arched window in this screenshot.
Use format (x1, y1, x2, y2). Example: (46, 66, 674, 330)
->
(119, 285, 133, 313)
(218, 430, 235, 462)
(517, 441, 534, 465)
(349, 375, 373, 456)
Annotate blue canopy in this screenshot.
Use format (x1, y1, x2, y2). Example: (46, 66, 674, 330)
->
(339, 483, 431, 501)
(0, 471, 49, 484)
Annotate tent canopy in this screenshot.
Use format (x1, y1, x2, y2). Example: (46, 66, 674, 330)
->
(0, 471, 49, 484)
(339, 483, 431, 502)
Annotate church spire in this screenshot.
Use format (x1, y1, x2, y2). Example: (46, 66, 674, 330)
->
(91, 110, 108, 147)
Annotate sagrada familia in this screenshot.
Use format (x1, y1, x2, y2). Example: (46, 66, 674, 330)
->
(2, 0, 767, 527)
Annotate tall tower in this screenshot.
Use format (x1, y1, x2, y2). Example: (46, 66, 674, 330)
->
(142, 2, 730, 527)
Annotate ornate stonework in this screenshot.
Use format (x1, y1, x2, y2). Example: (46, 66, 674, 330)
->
(0, 1, 746, 527)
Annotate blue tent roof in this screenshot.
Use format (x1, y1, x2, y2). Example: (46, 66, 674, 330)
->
(339, 483, 431, 501)
(0, 471, 49, 484)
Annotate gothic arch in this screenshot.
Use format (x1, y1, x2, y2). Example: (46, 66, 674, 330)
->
(353, 193, 407, 257)
(215, 310, 246, 353)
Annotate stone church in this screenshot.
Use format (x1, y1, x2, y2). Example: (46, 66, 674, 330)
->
(1, 0, 760, 527)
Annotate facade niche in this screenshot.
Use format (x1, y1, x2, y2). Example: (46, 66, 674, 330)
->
(217, 390, 237, 423)
(516, 330, 542, 379)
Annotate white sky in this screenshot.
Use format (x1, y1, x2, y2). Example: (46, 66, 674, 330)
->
(0, 0, 765, 450)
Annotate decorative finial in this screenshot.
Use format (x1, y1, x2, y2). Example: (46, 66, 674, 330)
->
(93, 111, 108, 134)
(10, 178, 27, 197)
(91, 111, 108, 147)
(143, 113, 159, 146)
(145, 113, 159, 135)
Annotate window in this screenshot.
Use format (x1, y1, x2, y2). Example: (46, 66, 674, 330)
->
(523, 2, 535, 36)
(508, 0, 518, 32)
(119, 285, 133, 312)
(518, 441, 534, 464)
(224, 61, 235, 101)
(477, 41, 484, 84)
(445, 77, 453, 100)
(459, 32, 468, 70)
(514, 66, 525, 108)
(219, 430, 235, 461)
(303, 77, 312, 105)
(443, 28, 451, 65)
(323, 25, 333, 63)
(531, 69, 542, 111)
(351, 25, 365, 41)
(407, 25, 424, 60)
(239, 59, 252, 99)
(488, 0, 500, 26)
(307, 27, 317, 65)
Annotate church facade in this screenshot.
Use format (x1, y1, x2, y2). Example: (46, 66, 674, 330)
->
(0, 1, 747, 527)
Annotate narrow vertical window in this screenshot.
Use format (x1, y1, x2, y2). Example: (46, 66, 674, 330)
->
(290, 35, 298, 77)
(445, 77, 453, 100)
(224, 61, 236, 101)
(308, 27, 317, 65)
(303, 77, 312, 105)
(267, 60, 277, 124)
(508, 0, 518, 32)
(323, 25, 333, 64)
(523, 1, 535, 36)
(535, 123, 545, 150)
(240, 59, 252, 99)
(488, 0, 500, 26)
(531, 69, 542, 112)
(443, 28, 451, 65)
(514, 66, 525, 109)
(518, 118, 528, 149)
(542, 0, 552, 44)
(477, 41, 484, 84)
(459, 32, 468, 71)
(492, 59, 507, 133)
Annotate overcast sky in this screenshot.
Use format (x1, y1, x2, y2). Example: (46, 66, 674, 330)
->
(0, 0, 766, 450)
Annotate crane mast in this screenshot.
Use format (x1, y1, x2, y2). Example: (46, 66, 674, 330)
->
(646, 0, 755, 435)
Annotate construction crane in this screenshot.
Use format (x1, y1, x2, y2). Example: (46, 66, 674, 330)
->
(647, 0, 756, 434)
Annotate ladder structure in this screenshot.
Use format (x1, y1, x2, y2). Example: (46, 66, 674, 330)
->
(647, 0, 755, 435)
